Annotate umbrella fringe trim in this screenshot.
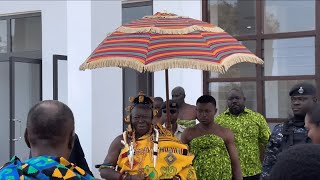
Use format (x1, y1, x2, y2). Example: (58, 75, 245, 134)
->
(79, 54, 263, 73)
(221, 53, 264, 71)
(79, 57, 146, 72)
(144, 59, 225, 73)
(116, 25, 224, 34)
(144, 54, 263, 72)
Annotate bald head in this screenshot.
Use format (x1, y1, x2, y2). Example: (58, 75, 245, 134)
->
(172, 86, 186, 106)
(26, 100, 74, 147)
(172, 86, 185, 95)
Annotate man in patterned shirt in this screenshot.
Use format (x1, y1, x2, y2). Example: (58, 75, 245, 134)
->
(215, 88, 271, 180)
(0, 100, 94, 180)
(261, 82, 316, 179)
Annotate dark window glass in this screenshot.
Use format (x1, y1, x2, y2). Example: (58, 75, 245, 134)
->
(264, 80, 315, 118)
(263, 37, 315, 76)
(0, 20, 7, 53)
(209, 81, 257, 115)
(264, 0, 315, 34)
(11, 16, 41, 52)
(209, 0, 256, 36)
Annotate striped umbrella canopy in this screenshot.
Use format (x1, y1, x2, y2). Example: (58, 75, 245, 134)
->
(79, 12, 263, 73)
(79, 12, 263, 131)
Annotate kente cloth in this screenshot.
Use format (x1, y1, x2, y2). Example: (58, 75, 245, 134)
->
(117, 131, 197, 180)
(177, 119, 196, 128)
(0, 156, 94, 180)
(190, 134, 232, 180)
(162, 124, 186, 140)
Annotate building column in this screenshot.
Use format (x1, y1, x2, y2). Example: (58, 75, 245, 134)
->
(67, 0, 93, 171)
(91, 1, 122, 178)
(67, 1, 122, 178)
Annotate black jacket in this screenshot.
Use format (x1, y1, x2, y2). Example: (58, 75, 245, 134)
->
(69, 134, 93, 177)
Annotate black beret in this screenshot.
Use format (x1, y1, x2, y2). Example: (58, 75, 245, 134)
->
(161, 100, 179, 109)
(289, 82, 316, 96)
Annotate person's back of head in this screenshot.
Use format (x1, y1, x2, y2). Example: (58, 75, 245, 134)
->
(269, 144, 320, 180)
(25, 100, 75, 159)
(0, 101, 93, 180)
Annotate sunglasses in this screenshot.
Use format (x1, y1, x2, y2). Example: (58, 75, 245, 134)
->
(162, 109, 177, 114)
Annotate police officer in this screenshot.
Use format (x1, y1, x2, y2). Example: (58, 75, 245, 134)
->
(260, 82, 317, 179)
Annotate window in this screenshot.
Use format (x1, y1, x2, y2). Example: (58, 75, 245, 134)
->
(264, 80, 315, 119)
(264, 0, 315, 34)
(209, 0, 256, 36)
(11, 16, 42, 52)
(204, 0, 319, 123)
(209, 81, 257, 115)
(264, 37, 315, 76)
(0, 13, 42, 59)
(0, 12, 42, 164)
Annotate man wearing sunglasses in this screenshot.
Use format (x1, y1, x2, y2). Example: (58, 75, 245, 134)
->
(161, 100, 186, 140)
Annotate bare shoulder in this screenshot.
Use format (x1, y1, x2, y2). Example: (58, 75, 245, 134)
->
(108, 134, 125, 152)
(103, 134, 125, 164)
(113, 134, 124, 143)
(181, 125, 198, 144)
(218, 125, 234, 143)
(186, 103, 196, 109)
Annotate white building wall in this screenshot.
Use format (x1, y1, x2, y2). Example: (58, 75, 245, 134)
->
(91, 1, 122, 178)
(0, 1, 203, 178)
(66, 0, 93, 173)
(0, 2, 123, 178)
(153, 0, 203, 105)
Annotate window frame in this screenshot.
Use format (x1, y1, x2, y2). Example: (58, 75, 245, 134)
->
(202, 0, 320, 123)
(0, 12, 41, 59)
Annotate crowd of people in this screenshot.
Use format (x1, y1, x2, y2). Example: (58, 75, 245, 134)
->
(0, 82, 320, 180)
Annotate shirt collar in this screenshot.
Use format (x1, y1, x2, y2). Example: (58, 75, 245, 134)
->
(224, 107, 249, 115)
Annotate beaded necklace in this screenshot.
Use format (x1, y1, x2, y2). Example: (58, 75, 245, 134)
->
(122, 128, 159, 170)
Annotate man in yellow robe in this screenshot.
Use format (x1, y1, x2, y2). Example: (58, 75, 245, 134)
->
(99, 92, 196, 180)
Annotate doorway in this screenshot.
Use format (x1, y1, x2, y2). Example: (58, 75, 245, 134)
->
(0, 56, 42, 164)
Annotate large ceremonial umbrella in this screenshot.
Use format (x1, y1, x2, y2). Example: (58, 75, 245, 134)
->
(79, 12, 263, 130)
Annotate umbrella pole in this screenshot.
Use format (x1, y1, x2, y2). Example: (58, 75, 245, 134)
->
(165, 69, 172, 133)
